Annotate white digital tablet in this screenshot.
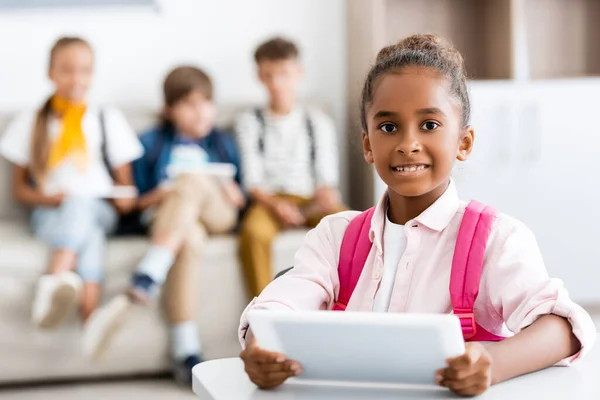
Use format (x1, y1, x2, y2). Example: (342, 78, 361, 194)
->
(48, 185, 139, 199)
(247, 310, 465, 386)
(105, 185, 138, 199)
(166, 163, 237, 180)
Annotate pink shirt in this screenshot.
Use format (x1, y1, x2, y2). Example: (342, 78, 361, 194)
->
(239, 182, 597, 364)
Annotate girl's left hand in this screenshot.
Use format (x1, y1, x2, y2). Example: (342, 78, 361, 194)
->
(221, 181, 246, 208)
(436, 342, 493, 397)
(113, 197, 137, 214)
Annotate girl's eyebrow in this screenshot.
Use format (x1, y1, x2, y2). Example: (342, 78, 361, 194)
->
(416, 107, 446, 117)
(373, 108, 446, 119)
(373, 110, 398, 119)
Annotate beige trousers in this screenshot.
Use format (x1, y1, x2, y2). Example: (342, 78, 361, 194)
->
(153, 174, 237, 323)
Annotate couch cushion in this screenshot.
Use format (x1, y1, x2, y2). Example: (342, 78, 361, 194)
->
(0, 219, 307, 279)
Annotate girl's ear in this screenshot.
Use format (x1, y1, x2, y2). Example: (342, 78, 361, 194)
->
(456, 125, 475, 162)
(363, 132, 374, 164)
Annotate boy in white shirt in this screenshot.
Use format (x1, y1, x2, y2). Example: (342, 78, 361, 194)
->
(236, 37, 345, 298)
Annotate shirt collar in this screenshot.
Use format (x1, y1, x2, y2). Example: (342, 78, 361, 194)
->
(369, 180, 460, 246)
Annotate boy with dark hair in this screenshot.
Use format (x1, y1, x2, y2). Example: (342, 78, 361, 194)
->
(84, 66, 245, 384)
(237, 37, 344, 298)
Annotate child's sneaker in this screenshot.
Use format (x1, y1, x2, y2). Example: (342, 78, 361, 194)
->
(173, 354, 205, 386)
(127, 272, 158, 306)
(32, 271, 82, 329)
(82, 294, 132, 360)
(82, 273, 157, 360)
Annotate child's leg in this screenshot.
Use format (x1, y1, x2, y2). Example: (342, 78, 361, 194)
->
(162, 223, 207, 383)
(150, 174, 235, 246)
(82, 175, 234, 360)
(75, 224, 110, 321)
(132, 174, 236, 298)
(48, 249, 77, 275)
(80, 282, 102, 322)
(31, 201, 82, 275)
(30, 197, 101, 329)
(239, 203, 280, 298)
(41, 194, 118, 281)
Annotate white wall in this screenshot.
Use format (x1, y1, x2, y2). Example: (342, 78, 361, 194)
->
(0, 0, 348, 195)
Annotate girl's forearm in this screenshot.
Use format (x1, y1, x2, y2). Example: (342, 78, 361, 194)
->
(15, 185, 60, 207)
(486, 314, 580, 385)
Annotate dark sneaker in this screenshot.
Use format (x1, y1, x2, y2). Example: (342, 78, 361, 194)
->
(173, 354, 205, 386)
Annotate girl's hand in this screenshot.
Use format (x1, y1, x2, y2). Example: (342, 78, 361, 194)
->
(113, 197, 137, 214)
(221, 181, 246, 208)
(240, 339, 302, 389)
(271, 199, 305, 228)
(436, 342, 492, 397)
(47, 193, 65, 207)
(314, 186, 340, 214)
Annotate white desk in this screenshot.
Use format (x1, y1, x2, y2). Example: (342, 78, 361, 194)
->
(193, 335, 600, 399)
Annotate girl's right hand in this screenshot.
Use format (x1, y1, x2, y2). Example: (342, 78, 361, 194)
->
(240, 338, 302, 389)
(48, 193, 65, 207)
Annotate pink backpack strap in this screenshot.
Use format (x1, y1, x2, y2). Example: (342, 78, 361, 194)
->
(450, 200, 498, 340)
(333, 208, 375, 311)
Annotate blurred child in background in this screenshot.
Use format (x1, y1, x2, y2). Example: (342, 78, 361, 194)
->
(236, 37, 345, 298)
(83, 66, 245, 384)
(0, 37, 142, 328)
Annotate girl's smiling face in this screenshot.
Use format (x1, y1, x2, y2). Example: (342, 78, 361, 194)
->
(362, 66, 474, 201)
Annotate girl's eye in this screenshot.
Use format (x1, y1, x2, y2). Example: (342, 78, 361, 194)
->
(379, 123, 397, 133)
(421, 121, 439, 131)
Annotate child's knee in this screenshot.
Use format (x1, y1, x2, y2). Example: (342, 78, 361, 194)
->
(76, 265, 104, 285)
(180, 223, 207, 256)
(173, 173, 214, 195)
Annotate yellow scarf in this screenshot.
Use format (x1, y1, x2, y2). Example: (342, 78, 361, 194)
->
(48, 96, 88, 172)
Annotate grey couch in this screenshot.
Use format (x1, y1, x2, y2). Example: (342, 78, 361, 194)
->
(0, 107, 306, 384)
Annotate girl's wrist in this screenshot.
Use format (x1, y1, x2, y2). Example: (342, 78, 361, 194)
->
(485, 342, 506, 386)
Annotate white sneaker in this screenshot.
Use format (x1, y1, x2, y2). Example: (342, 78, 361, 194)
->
(82, 294, 132, 361)
(32, 271, 82, 329)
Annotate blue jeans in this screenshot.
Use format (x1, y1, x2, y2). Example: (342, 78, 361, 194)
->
(31, 196, 118, 283)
